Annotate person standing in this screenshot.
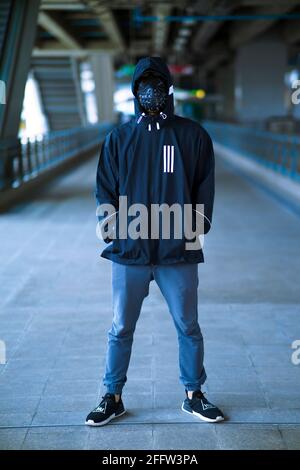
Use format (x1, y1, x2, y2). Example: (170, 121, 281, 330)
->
(86, 57, 224, 426)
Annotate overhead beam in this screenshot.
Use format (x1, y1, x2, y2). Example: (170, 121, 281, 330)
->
(192, 0, 237, 52)
(40, 1, 85, 10)
(84, 1, 125, 52)
(152, 4, 172, 54)
(38, 11, 82, 49)
(230, 1, 299, 48)
(33, 40, 116, 57)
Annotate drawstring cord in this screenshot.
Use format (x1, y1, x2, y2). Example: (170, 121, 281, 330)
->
(137, 112, 145, 124)
(138, 112, 168, 132)
(153, 112, 167, 130)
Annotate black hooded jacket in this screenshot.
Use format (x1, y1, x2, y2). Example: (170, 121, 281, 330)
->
(95, 56, 215, 265)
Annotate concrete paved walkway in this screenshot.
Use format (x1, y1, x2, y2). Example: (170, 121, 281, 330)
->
(0, 151, 300, 450)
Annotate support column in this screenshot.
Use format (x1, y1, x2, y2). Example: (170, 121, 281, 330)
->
(0, 0, 40, 190)
(234, 34, 287, 123)
(215, 63, 235, 121)
(71, 58, 87, 127)
(0, 0, 40, 139)
(90, 53, 116, 123)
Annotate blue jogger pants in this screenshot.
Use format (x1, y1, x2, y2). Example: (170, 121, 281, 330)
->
(103, 262, 207, 394)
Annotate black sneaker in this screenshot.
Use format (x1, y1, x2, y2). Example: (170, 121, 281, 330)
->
(85, 393, 126, 426)
(182, 390, 224, 423)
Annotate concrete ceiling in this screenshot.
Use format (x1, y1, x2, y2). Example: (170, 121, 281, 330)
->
(35, 0, 300, 74)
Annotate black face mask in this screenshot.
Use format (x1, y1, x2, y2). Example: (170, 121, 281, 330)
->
(137, 75, 168, 114)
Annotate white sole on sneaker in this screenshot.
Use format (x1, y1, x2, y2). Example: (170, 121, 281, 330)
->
(85, 409, 126, 427)
(181, 403, 224, 423)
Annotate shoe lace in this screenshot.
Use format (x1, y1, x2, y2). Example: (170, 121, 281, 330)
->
(102, 393, 115, 402)
(95, 393, 115, 410)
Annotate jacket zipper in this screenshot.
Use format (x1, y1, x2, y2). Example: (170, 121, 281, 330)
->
(149, 121, 158, 265)
(138, 111, 168, 263)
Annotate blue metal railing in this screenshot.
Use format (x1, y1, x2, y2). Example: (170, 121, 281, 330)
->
(0, 123, 113, 191)
(203, 121, 300, 181)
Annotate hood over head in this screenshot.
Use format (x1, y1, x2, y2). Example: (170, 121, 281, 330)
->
(132, 57, 174, 121)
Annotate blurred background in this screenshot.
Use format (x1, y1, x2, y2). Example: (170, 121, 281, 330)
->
(0, 0, 300, 451)
(1, 0, 300, 176)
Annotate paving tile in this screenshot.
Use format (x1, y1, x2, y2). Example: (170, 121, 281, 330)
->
(114, 379, 153, 394)
(53, 355, 105, 370)
(42, 379, 100, 397)
(154, 391, 183, 408)
(153, 424, 219, 450)
(12, 345, 62, 360)
(127, 365, 152, 379)
(205, 376, 263, 393)
(0, 413, 33, 426)
(152, 379, 184, 394)
(1, 368, 52, 382)
(86, 424, 153, 450)
(4, 358, 57, 370)
(264, 391, 300, 409)
(22, 427, 89, 450)
(0, 380, 46, 398)
(0, 396, 40, 414)
(122, 392, 154, 410)
(150, 408, 205, 424)
(48, 366, 102, 381)
(254, 365, 300, 379)
(279, 426, 300, 450)
(223, 408, 300, 424)
(126, 355, 153, 367)
(153, 365, 180, 380)
(240, 331, 289, 346)
(206, 366, 258, 380)
(215, 424, 286, 450)
(204, 352, 253, 367)
(0, 428, 28, 450)
(31, 411, 87, 426)
(246, 345, 293, 367)
(36, 394, 97, 413)
(59, 345, 107, 358)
